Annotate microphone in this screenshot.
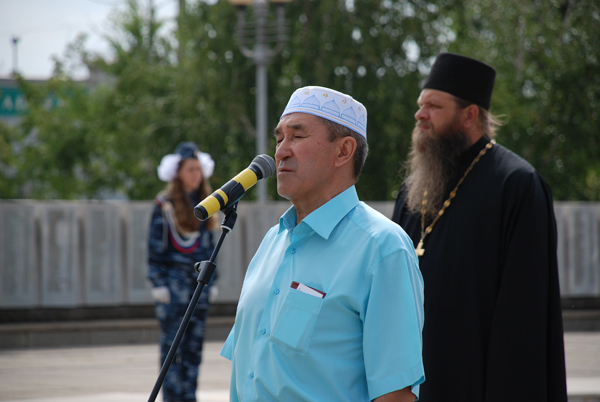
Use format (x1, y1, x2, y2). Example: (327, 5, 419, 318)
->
(193, 154, 276, 221)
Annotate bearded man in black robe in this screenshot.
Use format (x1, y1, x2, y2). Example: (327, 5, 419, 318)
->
(392, 52, 567, 402)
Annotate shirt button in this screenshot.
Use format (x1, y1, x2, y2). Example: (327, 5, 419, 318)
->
(274, 288, 280, 295)
(291, 248, 296, 254)
(260, 328, 266, 335)
(250, 372, 255, 378)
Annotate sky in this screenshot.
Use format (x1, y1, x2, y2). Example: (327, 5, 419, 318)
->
(0, 0, 179, 80)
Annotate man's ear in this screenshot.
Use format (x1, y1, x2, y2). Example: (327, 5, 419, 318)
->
(335, 136, 357, 168)
(462, 104, 480, 130)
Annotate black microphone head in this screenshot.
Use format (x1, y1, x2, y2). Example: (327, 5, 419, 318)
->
(250, 154, 276, 180)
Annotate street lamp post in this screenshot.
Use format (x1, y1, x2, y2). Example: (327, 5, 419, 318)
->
(229, 0, 290, 203)
(11, 36, 20, 75)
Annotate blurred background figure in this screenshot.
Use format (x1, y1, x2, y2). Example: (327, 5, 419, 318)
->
(147, 141, 220, 402)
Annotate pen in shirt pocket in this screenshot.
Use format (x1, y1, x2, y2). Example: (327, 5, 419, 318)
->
(291, 281, 326, 298)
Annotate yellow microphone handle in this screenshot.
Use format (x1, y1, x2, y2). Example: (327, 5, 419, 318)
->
(232, 168, 259, 191)
(196, 189, 229, 220)
(194, 168, 259, 220)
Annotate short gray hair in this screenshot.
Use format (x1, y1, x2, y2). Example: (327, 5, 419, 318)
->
(317, 116, 368, 181)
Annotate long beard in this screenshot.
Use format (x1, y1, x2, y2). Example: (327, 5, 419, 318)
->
(403, 119, 469, 220)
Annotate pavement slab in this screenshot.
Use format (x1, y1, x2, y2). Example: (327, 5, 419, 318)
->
(0, 333, 599, 402)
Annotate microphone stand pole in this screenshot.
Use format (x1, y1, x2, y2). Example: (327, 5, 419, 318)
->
(147, 202, 239, 402)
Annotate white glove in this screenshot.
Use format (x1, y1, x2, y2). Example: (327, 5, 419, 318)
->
(151, 286, 171, 304)
(209, 286, 219, 303)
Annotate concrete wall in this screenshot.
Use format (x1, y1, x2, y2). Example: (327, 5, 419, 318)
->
(1, 200, 599, 311)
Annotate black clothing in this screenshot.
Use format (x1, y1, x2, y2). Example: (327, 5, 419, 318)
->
(392, 136, 567, 402)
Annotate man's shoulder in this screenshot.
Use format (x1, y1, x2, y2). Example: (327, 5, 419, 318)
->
(351, 202, 397, 226)
(347, 202, 415, 257)
(486, 143, 552, 200)
(262, 222, 282, 239)
(491, 142, 537, 176)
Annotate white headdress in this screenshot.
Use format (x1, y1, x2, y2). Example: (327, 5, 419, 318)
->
(157, 142, 215, 182)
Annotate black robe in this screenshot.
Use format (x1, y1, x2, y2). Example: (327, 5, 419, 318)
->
(392, 136, 567, 402)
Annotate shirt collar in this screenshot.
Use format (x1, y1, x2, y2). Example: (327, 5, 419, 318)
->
(278, 186, 360, 239)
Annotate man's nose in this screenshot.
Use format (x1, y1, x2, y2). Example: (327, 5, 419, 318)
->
(275, 138, 292, 160)
(415, 107, 427, 121)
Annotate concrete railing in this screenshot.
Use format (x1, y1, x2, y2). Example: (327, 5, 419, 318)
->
(1, 200, 599, 309)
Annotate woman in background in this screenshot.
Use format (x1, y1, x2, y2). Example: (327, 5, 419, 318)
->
(147, 141, 219, 402)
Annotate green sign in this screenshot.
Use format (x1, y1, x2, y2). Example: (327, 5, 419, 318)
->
(0, 87, 28, 117)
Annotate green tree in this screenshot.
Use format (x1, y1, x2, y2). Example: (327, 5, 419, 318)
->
(269, 0, 455, 200)
(0, 122, 18, 198)
(443, 0, 600, 200)
(2, 0, 598, 202)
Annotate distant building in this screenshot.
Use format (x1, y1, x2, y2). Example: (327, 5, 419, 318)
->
(0, 69, 111, 127)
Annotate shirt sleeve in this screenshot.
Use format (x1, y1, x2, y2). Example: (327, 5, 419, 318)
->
(363, 248, 425, 400)
(221, 327, 239, 402)
(220, 325, 234, 361)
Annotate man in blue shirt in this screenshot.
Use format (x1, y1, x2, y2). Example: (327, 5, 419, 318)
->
(221, 86, 425, 401)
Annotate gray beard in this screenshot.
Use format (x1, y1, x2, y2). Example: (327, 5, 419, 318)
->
(403, 121, 470, 220)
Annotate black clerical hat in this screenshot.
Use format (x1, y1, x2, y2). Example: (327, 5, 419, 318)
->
(423, 53, 496, 110)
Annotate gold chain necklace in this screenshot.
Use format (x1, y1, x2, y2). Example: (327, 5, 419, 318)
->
(415, 139, 495, 257)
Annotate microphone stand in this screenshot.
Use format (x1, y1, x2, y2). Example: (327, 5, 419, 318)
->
(147, 202, 239, 402)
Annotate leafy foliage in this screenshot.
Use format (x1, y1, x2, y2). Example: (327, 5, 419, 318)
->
(444, 0, 600, 200)
(1, 0, 598, 201)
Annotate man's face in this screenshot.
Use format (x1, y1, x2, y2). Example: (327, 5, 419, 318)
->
(414, 89, 460, 138)
(274, 113, 339, 205)
(404, 89, 470, 217)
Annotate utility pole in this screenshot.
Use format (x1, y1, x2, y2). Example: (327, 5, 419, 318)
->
(230, 0, 290, 202)
(178, 0, 186, 63)
(11, 36, 20, 75)
(148, 0, 155, 63)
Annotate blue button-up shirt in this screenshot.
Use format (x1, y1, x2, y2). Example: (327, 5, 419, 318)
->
(221, 186, 425, 401)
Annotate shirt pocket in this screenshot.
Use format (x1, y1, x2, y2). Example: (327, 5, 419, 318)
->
(269, 288, 324, 354)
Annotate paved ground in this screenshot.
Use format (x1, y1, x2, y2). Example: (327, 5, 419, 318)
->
(0, 333, 599, 402)
(0, 340, 229, 402)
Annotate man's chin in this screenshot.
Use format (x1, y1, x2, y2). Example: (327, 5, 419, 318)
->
(414, 126, 434, 142)
(276, 185, 292, 201)
(415, 126, 429, 135)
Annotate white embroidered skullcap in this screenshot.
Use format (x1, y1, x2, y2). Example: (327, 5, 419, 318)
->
(280, 86, 367, 139)
(157, 142, 215, 182)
